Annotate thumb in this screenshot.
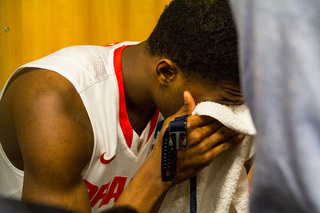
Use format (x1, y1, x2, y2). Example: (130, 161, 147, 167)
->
(154, 91, 196, 151)
(175, 91, 196, 117)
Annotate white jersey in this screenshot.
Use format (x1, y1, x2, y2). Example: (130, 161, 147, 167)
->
(0, 42, 164, 212)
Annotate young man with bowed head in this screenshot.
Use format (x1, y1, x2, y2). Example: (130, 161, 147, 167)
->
(0, 0, 244, 212)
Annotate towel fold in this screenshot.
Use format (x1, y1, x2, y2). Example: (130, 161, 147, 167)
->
(159, 102, 256, 213)
(192, 101, 256, 135)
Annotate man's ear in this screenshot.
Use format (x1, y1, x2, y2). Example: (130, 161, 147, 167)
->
(156, 59, 180, 85)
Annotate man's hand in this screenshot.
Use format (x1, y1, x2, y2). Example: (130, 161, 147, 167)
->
(173, 115, 244, 183)
(115, 91, 244, 212)
(155, 91, 244, 185)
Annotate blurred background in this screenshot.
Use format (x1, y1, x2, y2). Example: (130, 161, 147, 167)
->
(0, 0, 171, 88)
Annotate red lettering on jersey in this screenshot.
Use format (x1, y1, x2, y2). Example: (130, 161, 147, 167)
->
(99, 176, 127, 207)
(84, 180, 99, 200)
(91, 182, 111, 207)
(85, 176, 128, 208)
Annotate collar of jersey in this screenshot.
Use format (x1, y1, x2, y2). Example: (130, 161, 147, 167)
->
(113, 44, 159, 149)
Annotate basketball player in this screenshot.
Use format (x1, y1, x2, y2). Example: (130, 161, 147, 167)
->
(0, 0, 244, 212)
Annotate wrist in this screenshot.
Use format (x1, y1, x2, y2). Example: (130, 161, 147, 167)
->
(115, 152, 171, 212)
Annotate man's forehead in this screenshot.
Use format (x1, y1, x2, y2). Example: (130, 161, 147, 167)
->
(186, 81, 243, 106)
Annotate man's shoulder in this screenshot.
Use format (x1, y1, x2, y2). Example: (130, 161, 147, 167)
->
(4, 68, 83, 114)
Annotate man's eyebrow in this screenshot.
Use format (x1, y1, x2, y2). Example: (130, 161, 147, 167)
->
(227, 93, 243, 98)
(219, 97, 237, 103)
(220, 97, 234, 102)
(218, 97, 244, 105)
(220, 85, 242, 95)
(225, 89, 243, 96)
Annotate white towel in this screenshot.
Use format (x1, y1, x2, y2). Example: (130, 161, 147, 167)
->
(192, 102, 256, 136)
(159, 102, 256, 213)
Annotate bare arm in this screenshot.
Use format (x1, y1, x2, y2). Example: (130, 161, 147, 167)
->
(7, 69, 94, 212)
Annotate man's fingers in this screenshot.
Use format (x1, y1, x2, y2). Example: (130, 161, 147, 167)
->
(187, 115, 219, 129)
(179, 133, 245, 168)
(187, 121, 223, 148)
(187, 124, 238, 149)
(201, 133, 245, 164)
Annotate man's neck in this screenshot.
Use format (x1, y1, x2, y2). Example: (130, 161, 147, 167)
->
(121, 41, 158, 135)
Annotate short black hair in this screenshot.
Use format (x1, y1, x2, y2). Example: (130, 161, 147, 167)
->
(147, 0, 239, 85)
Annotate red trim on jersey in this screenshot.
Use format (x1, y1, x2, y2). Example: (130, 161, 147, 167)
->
(113, 43, 160, 149)
(103, 42, 121, 47)
(147, 109, 160, 142)
(114, 45, 134, 148)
